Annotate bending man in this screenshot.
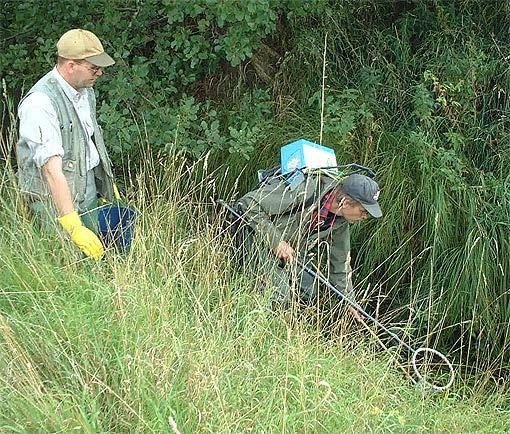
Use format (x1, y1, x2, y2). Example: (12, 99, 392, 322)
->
(237, 171, 382, 317)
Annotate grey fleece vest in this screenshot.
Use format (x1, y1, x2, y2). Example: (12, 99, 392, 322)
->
(17, 70, 115, 207)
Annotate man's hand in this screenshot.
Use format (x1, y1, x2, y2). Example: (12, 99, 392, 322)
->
(58, 211, 104, 261)
(274, 241, 295, 263)
(348, 305, 363, 322)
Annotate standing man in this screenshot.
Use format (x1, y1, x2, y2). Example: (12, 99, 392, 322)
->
(17, 29, 116, 260)
(237, 171, 382, 317)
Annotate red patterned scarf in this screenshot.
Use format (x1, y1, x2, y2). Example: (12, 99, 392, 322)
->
(309, 191, 338, 233)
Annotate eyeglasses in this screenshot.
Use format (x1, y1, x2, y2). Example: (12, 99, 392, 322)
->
(74, 61, 102, 75)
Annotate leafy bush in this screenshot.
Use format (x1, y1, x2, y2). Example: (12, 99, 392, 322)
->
(0, 0, 315, 162)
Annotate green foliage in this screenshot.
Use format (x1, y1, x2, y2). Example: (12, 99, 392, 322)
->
(0, 0, 314, 161)
(2, 0, 510, 378)
(413, 82, 435, 125)
(272, 0, 510, 374)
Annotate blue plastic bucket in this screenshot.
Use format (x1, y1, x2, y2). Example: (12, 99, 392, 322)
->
(98, 205, 136, 253)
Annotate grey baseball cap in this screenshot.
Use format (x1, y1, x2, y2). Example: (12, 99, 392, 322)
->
(341, 173, 382, 218)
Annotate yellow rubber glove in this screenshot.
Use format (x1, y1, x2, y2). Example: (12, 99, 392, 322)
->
(113, 183, 121, 201)
(58, 211, 104, 261)
(100, 183, 121, 205)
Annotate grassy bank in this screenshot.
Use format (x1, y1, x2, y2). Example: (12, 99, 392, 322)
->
(2, 0, 510, 374)
(1, 155, 509, 433)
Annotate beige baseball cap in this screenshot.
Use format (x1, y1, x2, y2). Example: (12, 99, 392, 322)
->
(57, 29, 115, 67)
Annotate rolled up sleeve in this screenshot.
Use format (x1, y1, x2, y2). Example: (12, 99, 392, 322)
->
(18, 92, 64, 168)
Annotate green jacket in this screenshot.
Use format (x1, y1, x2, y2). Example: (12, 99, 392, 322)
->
(238, 173, 353, 296)
(17, 71, 115, 210)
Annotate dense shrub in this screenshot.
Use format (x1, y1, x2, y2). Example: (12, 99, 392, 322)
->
(0, 0, 316, 162)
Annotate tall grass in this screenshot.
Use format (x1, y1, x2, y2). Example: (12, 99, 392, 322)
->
(2, 3, 508, 381)
(2, 116, 510, 432)
(261, 1, 510, 380)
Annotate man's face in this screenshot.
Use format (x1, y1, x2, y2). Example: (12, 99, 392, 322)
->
(69, 60, 103, 89)
(331, 197, 369, 223)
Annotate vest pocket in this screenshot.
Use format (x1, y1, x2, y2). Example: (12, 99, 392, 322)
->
(63, 159, 78, 172)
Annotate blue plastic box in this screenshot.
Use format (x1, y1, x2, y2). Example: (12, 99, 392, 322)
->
(280, 139, 337, 175)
